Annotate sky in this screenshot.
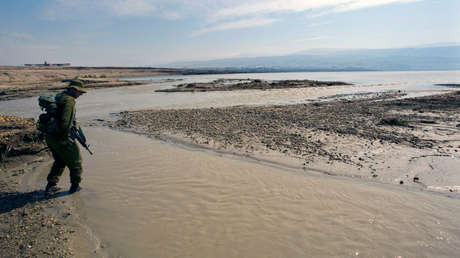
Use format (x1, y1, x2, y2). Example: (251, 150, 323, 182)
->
(0, 0, 459, 66)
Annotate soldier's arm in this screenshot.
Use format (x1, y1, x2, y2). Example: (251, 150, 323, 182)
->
(59, 96, 75, 137)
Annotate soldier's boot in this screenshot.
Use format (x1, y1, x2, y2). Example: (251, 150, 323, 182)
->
(45, 182, 61, 195)
(69, 184, 81, 194)
(69, 167, 82, 194)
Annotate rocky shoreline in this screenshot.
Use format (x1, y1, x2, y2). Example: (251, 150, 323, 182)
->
(156, 78, 352, 92)
(113, 91, 460, 192)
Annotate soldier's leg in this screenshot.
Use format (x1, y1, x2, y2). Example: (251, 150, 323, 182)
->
(61, 140, 83, 186)
(47, 148, 66, 185)
(69, 167, 82, 186)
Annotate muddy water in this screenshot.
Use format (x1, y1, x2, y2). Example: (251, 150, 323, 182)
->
(57, 127, 460, 258)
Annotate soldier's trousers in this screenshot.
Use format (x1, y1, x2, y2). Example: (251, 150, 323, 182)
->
(45, 135, 83, 185)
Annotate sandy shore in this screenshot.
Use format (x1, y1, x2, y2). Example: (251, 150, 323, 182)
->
(113, 91, 460, 194)
(0, 66, 230, 101)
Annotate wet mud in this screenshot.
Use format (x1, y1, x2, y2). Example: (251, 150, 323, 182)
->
(156, 78, 352, 92)
(115, 91, 459, 160)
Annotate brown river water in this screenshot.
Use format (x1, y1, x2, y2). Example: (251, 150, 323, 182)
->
(3, 71, 460, 257)
(30, 127, 460, 257)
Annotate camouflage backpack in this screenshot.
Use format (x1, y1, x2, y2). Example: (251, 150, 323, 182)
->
(37, 93, 60, 134)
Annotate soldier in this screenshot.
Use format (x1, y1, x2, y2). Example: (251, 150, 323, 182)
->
(45, 79, 86, 195)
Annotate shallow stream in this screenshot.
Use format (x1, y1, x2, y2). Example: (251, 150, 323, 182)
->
(32, 127, 460, 257)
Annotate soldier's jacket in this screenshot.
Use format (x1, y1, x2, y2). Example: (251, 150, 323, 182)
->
(45, 91, 82, 177)
(54, 92, 76, 140)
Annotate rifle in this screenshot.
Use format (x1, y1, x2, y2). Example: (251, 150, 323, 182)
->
(70, 126, 94, 155)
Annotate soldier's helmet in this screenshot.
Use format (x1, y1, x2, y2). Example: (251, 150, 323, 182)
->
(67, 79, 87, 93)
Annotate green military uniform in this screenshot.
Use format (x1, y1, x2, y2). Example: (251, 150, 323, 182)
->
(45, 91, 83, 186)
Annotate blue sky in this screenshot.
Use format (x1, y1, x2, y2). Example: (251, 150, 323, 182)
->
(1, 0, 459, 66)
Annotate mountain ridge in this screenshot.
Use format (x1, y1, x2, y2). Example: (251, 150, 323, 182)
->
(164, 45, 460, 72)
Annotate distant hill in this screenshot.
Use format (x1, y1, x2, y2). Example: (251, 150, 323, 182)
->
(165, 45, 460, 72)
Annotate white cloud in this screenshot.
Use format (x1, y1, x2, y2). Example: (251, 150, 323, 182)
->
(192, 0, 421, 37)
(40, 0, 423, 38)
(213, 0, 423, 19)
(333, 0, 422, 12)
(191, 17, 278, 36)
(43, 0, 248, 19)
(42, 0, 422, 21)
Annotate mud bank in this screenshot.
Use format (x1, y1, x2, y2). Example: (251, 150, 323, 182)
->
(0, 115, 45, 162)
(436, 83, 460, 87)
(0, 156, 83, 257)
(156, 78, 352, 92)
(113, 91, 460, 193)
